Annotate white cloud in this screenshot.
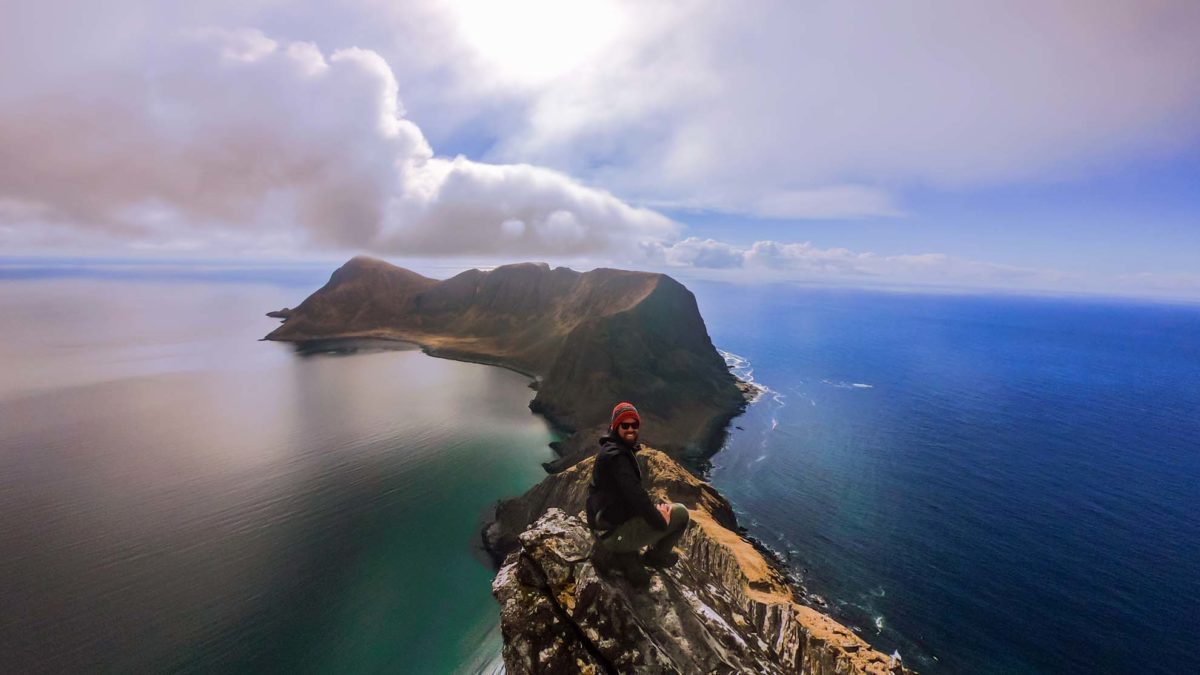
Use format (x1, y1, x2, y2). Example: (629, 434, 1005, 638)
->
(642, 237, 745, 269)
(500, 218, 526, 238)
(643, 237, 1072, 291)
(1, 0, 1196, 301)
(7, 0, 1198, 241)
(646, 185, 902, 220)
(0, 25, 678, 256)
(1114, 272, 1200, 293)
(488, 0, 1200, 217)
(744, 187, 903, 220)
(383, 155, 678, 255)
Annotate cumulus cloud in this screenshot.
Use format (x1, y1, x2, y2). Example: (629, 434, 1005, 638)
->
(643, 237, 745, 269)
(388, 156, 677, 254)
(0, 21, 677, 256)
(7, 0, 1197, 250)
(642, 237, 1071, 290)
(491, 0, 1200, 217)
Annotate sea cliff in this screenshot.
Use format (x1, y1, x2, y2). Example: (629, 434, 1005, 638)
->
(492, 449, 908, 674)
(264, 255, 751, 470)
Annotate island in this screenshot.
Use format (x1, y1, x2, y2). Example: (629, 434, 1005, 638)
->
(264, 255, 753, 471)
(265, 256, 908, 674)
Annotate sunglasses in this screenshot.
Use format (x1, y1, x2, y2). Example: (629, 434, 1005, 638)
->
(619, 421, 640, 430)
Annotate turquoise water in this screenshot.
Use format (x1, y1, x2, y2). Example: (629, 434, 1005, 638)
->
(0, 276, 553, 672)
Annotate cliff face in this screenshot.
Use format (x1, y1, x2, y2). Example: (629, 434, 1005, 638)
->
(265, 256, 748, 464)
(483, 441, 739, 563)
(492, 449, 908, 674)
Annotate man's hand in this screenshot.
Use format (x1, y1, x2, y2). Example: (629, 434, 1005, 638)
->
(656, 503, 672, 526)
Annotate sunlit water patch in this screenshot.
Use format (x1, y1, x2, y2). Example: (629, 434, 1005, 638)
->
(0, 275, 554, 672)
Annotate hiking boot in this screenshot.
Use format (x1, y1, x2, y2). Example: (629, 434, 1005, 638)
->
(641, 550, 680, 569)
(615, 552, 651, 588)
(590, 545, 620, 578)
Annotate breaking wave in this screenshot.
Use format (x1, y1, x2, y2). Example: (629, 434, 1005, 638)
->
(719, 349, 776, 404)
(820, 379, 874, 390)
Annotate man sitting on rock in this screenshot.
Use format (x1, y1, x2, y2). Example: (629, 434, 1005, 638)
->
(586, 402, 690, 586)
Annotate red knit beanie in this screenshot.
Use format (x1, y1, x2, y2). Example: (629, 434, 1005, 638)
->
(610, 402, 640, 431)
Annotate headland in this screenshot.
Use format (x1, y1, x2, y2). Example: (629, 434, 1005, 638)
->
(264, 256, 906, 673)
(264, 255, 755, 472)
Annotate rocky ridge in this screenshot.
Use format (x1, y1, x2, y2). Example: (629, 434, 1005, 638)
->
(492, 448, 908, 674)
(264, 256, 750, 468)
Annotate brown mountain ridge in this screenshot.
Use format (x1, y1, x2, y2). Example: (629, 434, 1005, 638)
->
(264, 255, 754, 470)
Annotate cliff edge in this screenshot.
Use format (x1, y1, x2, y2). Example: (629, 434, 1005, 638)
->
(493, 449, 908, 674)
(264, 256, 751, 469)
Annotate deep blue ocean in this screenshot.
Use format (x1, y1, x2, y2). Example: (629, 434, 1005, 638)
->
(691, 282, 1200, 674)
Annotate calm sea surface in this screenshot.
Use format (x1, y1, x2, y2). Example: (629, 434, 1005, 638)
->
(3, 265, 1198, 674)
(0, 269, 553, 673)
(694, 282, 1200, 674)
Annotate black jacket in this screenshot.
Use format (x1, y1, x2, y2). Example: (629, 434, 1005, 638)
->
(586, 434, 666, 533)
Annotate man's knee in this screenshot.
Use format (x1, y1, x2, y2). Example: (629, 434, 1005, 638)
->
(669, 503, 689, 530)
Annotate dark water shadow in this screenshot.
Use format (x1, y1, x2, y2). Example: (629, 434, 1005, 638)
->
(290, 338, 422, 358)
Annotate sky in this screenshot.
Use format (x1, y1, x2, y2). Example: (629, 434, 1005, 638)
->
(1, 0, 1198, 299)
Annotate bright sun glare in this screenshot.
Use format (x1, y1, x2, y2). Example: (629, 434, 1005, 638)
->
(448, 0, 624, 85)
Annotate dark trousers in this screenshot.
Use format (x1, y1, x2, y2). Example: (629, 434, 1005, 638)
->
(595, 503, 689, 556)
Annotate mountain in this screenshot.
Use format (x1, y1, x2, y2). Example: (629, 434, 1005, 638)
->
(265, 257, 904, 673)
(265, 255, 752, 468)
(492, 448, 908, 674)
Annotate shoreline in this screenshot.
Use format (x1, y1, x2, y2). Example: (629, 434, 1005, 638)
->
(304, 340, 794, 580)
(268, 336, 901, 671)
(265, 332, 762, 472)
(273, 336, 775, 548)
(262, 332, 541, 380)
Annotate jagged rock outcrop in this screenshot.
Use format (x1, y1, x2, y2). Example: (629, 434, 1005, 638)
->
(492, 452, 909, 673)
(484, 445, 739, 564)
(264, 256, 748, 466)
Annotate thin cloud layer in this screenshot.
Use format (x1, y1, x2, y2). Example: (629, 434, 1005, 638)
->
(493, 1, 1200, 218)
(0, 25, 677, 256)
(643, 237, 1071, 290)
